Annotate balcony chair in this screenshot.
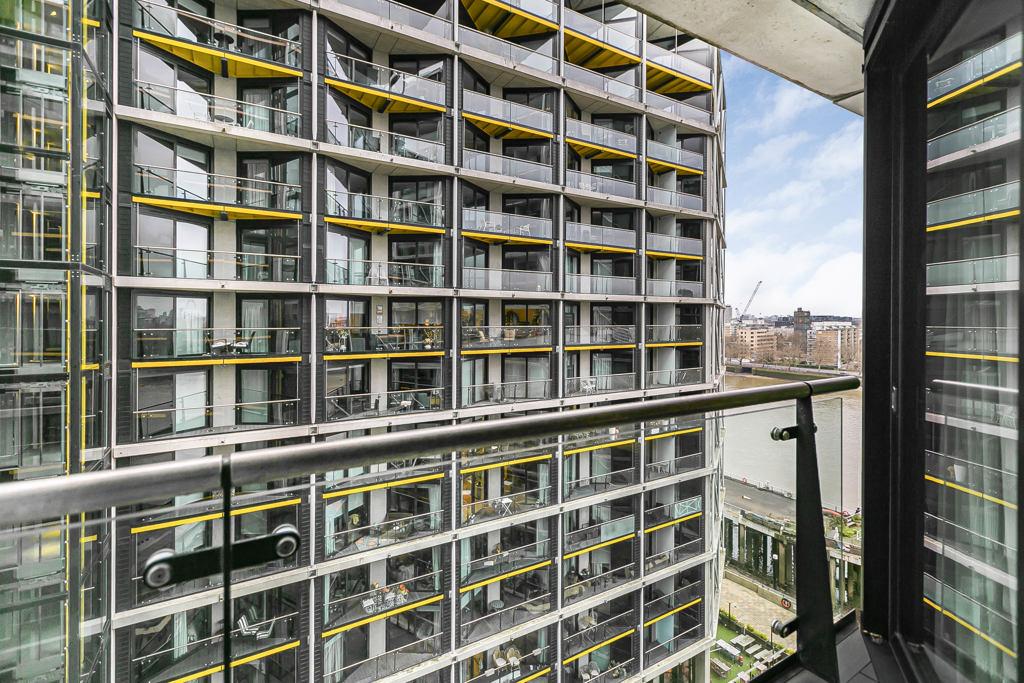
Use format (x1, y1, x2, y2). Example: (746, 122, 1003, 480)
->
(236, 607, 276, 640)
(231, 330, 256, 354)
(210, 338, 230, 354)
(492, 648, 508, 668)
(505, 646, 522, 668)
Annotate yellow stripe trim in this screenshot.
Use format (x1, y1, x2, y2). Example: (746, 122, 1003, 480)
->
(923, 597, 1016, 657)
(130, 498, 301, 534)
(82, 17, 100, 27)
(928, 61, 1023, 108)
(564, 241, 636, 254)
(647, 341, 704, 348)
(321, 594, 445, 637)
(80, 534, 97, 544)
(926, 209, 1020, 232)
(81, 362, 100, 370)
(461, 453, 553, 474)
(461, 230, 553, 246)
(926, 351, 1017, 363)
(324, 77, 447, 113)
(461, 346, 553, 355)
(515, 667, 553, 683)
(131, 355, 302, 368)
(924, 474, 1017, 510)
(460, 559, 552, 593)
(132, 195, 302, 220)
(462, 112, 554, 139)
(323, 351, 445, 361)
(645, 426, 703, 441)
(564, 28, 641, 65)
(82, 190, 101, 199)
(323, 472, 445, 499)
(646, 250, 703, 260)
(566, 137, 637, 159)
(324, 215, 446, 235)
(562, 629, 634, 664)
(643, 597, 702, 627)
(167, 641, 302, 683)
(564, 344, 636, 351)
(646, 61, 713, 91)
(564, 438, 636, 456)
(645, 157, 704, 175)
(562, 533, 634, 560)
(644, 511, 702, 534)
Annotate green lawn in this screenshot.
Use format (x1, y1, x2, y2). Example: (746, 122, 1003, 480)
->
(710, 623, 745, 683)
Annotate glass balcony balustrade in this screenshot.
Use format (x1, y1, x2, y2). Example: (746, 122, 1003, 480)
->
(563, 609, 637, 659)
(646, 139, 705, 171)
(0, 386, 65, 473)
(645, 580, 704, 622)
(135, 246, 299, 281)
(646, 324, 702, 343)
(134, 0, 301, 68)
(461, 325, 552, 349)
(463, 644, 553, 683)
(565, 118, 637, 154)
(461, 539, 553, 586)
(324, 325, 444, 354)
(461, 486, 551, 525)
(462, 379, 553, 406)
(463, 89, 553, 133)
(566, 168, 637, 198)
(325, 387, 448, 421)
(135, 81, 300, 136)
(324, 190, 443, 227)
(462, 266, 553, 291)
(563, 516, 636, 556)
(646, 42, 713, 85)
(325, 52, 446, 108)
(564, 463, 636, 500)
(925, 450, 1017, 520)
(339, 0, 452, 35)
(462, 208, 553, 240)
(133, 326, 300, 359)
(645, 279, 704, 297)
(324, 258, 444, 288)
(563, 561, 637, 604)
(324, 121, 445, 164)
(925, 390, 1017, 430)
(565, 221, 637, 249)
(647, 185, 703, 210)
(645, 496, 702, 529)
(926, 254, 1019, 287)
(460, 592, 552, 644)
(564, 324, 636, 346)
(928, 107, 1021, 161)
(928, 32, 1022, 103)
(0, 187, 66, 263)
(565, 273, 638, 295)
(647, 367, 703, 387)
(458, 28, 557, 74)
(645, 624, 702, 666)
(926, 326, 1018, 357)
(462, 149, 553, 183)
(564, 63, 639, 100)
(327, 633, 445, 682)
(324, 570, 444, 630)
(135, 397, 299, 440)
(134, 164, 302, 211)
(563, 8, 640, 56)
(926, 180, 1020, 227)
(645, 90, 712, 124)
(646, 231, 702, 256)
(565, 372, 637, 396)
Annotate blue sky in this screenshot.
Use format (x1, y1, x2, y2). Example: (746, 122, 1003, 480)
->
(721, 53, 863, 318)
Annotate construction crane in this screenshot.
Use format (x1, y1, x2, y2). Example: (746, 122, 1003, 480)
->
(739, 280, 762, 320)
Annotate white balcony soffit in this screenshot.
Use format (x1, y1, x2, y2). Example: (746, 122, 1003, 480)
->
(625, 0, 872, 114)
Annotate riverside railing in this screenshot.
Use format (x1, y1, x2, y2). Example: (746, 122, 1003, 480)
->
(0, 377, 857, 683)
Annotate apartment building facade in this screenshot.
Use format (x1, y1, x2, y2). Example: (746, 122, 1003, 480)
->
(0, 0, 726, 680)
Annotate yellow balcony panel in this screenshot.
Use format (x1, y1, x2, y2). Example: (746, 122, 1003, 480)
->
(562, 532, 633, 560)
(926, 208, 1021, 233)
(927, 61, 1023, 109)
(925, 350, 1018, 363)
(322, 594, 445, 637)
(461, 0, 558, 39)
(646, 250, 703, 261)
(133, 30, 302, 79)
(562, 629, 634, 665)
(131, 355, 302, 369)
(460, 559, 552, 593)
(564, 29, 641, 69)
(461, 346, 553, 355)
(460, 452, 553, 474)
(643, 597, 702, 627)
(461, 229, 553, 246)
(644, 426, 703, 442)
(325, 77, 446, 114)
(564, 343, 637, 352)
(324, 215, 445, 236)
(564, 437, 636, 456)
(462, 112, 553, 140)
(324, 472, 445, 500)
(924, 473, 1017, 510)
(645, 62, 713, 95)
(564, 241, 636, 255)
(168, 640, 302, 683)
(132, 195, 301, 221)
(643, 510, 702, 534)
(323, 350, 445, 361)
(517, 668, 553, 683)
(646, 157, 703, 176)
(646, 341, 704, 348)
(566, 137, 637, 160)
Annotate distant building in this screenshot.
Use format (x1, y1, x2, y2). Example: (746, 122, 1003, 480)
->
(732, 326, 779, 361)
(812, 324, 862, 368)
(794, 308, 812, 351)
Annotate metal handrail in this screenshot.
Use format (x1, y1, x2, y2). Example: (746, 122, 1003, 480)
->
(0, 377, 858, 523)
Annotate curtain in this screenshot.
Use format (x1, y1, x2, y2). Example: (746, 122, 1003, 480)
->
(242, 88, 270, 132)
(175, 297, 207, 356)
(241, 300, 268, 353)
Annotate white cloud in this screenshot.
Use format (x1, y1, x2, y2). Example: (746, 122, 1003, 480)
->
(806, 121, 863, 181)
(734, 131, 812, 173)
(749, 82, 829, 133)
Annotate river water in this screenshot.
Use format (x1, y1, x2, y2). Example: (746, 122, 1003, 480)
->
(722, 373, 863, 513)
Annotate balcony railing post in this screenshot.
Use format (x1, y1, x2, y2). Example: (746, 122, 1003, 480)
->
(772, 395, 840, 683)
(221, 454, 234, 682)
